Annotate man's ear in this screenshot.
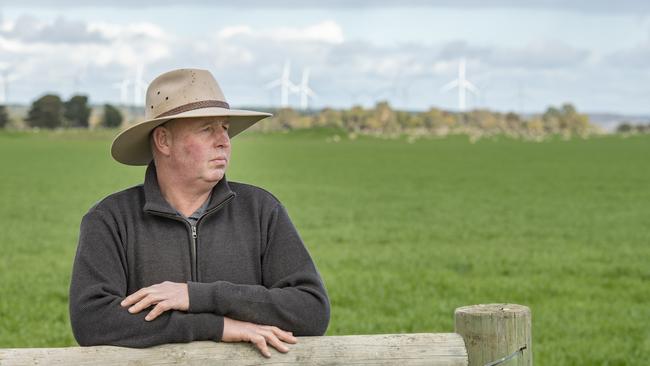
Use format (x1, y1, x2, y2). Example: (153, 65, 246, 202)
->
(151, 126, 172, 157)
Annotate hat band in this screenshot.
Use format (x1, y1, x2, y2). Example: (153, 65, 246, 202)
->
(155, 100, 231, 118)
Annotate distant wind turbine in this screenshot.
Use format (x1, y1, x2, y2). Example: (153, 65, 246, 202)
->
(132, 64, 148, 106)
(0, 67, 16, 105)
(297, 67, 317, 110)
(516, 81, 533, 116)
(266, 60, 297, 108)
(441, 58, 479, 111)
(112, 77, 132, 106)
(72, 65, 88, 95)
(0, 71, 8, 104)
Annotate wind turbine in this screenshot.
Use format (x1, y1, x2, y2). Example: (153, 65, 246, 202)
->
(0, 66, 16, 105)
(265, 60, 297, 108)
(0, 71, 8, 104)
(71, 65, 88, 95)
(132, 64, 148, 106)
(515, 81, 533, 116)
(112, 77, 131, 106)
(441, 58, 479, 111)
(297, 67, 317, 110)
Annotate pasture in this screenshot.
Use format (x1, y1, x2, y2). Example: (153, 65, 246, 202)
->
(0, 128, 648, 365)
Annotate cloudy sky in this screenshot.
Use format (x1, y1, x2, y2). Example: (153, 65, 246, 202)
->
(0, 1, 649, 114)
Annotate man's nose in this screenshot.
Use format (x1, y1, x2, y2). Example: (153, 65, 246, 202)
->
(213, 129, 230, 147)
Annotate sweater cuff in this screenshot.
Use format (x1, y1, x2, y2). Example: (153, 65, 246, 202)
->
(188, 281, 231, 314)
(190, 312, 224, 342)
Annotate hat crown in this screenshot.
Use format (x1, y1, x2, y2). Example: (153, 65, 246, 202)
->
(145, 69, 227, 120)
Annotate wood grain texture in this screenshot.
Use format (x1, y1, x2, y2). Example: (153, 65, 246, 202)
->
(0, 333, 468, 366)
(455, 304, 532, 366)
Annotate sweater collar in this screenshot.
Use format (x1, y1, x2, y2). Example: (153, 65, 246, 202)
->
(143, 162, 236, 216)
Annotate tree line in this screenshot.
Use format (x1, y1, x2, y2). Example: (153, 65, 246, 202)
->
(3, 95, 644, 140)
(253, 101, 597, 140)
(616, 122, 650, 134)
(0, 94, 122, 129)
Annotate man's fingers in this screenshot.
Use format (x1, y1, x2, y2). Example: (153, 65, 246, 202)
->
(261, 331, 290, 353)
(263, 325, 298, 344)
(128, 295, 158, 314)
(121, 288, 148, 307)
(222, 318, 297, 358)
(145, 302, 169, 321)
(250, 334, 271, 358)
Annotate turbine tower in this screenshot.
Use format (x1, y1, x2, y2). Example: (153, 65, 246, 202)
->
(0, 67, 14, 105)
(298, 67, 316, 110)
(132, 64, 148, 106)
(112, 77, 131, 106)
(266, 60, 297, 108)
(0, 71, 7, 104)
(441, 58, 479, 111)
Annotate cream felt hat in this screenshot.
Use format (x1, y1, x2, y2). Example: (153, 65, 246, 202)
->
(111, 68, 272, 166)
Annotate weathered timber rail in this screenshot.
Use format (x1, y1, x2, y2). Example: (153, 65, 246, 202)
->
(0, 303, 532, 365)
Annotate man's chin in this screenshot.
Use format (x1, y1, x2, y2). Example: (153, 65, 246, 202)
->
(203, 170, 225, 183)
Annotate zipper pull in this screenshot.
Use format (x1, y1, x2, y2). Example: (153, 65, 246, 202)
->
(191, 225, 197, 239)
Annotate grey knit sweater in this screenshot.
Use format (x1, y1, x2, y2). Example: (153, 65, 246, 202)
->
(69, 163, 330, 347)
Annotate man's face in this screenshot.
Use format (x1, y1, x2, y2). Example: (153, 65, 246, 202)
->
(164, 116, 231, 184)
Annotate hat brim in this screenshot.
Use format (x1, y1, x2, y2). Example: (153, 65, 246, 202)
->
(111, 107, 272, 166)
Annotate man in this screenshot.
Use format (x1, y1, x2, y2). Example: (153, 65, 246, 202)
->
(69, 69, 330, 358)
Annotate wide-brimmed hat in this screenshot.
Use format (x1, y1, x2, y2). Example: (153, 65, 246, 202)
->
(111, 68, 272, 165)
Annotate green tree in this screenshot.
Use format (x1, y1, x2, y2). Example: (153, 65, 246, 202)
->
(616, 123, 632, 133)
(371, 101, 397, 132)
(560, 103, 590, 135)
(0, 105, 8, 128)
(542, 106, 562, 133)
(423, 107, 456, 131)
(315, 107, 342, 128)
(102, 104, 123, 128)
(341, 105, 366, 131)
(505, 112, 521, 128)
(275, 108, 299, 129)
(26, 94, 64, 129)
(64, 95, 91, 128)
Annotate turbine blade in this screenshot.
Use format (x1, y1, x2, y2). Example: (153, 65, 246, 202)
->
(301, 67, 310, 86)
(441, 79, 459, 92)
(282, 60, 291, 80)
(464, 80, 480, 94)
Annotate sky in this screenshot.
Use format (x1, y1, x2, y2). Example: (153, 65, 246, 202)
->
(0, 1, 649, 114)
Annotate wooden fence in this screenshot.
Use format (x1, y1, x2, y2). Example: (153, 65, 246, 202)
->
(0, 303, 532, 365)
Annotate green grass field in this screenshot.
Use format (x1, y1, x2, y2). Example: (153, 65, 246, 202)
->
(0, 128, 648, 365)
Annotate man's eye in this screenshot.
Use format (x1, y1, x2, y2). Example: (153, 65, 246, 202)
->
(223, 125, 229, 131)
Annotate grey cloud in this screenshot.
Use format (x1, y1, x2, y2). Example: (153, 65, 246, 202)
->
(485, 41, 590, 69)
(1, 15, 108, 44)
(0, 11, 635, 113)
(603, 32, 650, 69)
(437, 41, 491, 62)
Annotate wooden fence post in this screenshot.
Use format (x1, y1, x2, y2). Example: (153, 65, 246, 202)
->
(454, 304, 532, 366)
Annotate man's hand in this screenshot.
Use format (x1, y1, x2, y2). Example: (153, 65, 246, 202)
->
(120, 281, 189, 321)
(222, 317, 297, 358)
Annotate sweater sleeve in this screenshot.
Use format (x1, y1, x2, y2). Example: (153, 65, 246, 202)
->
(187, 204, 330, 336)
(69, 209, 224, 348)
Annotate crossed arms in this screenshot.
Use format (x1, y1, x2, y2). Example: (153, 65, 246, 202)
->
(69, 205, 329, 357)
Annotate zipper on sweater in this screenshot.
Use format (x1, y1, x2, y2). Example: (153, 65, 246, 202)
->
(147, 193, 235, 283)
(142, 211, 199, 281)
(192, 194, 235, 282)
(190, 225, 198, 281)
